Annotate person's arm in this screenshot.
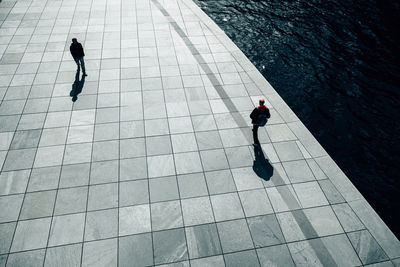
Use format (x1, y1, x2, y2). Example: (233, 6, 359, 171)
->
(70, 45, 75, 59)
(250, 108, 257, 119)
(79, 44, 85, 57)
(265, 108, 271, 119)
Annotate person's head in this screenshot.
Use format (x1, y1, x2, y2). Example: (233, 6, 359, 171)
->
(259, 99, 265, 106)
(72, 38, 77, 43)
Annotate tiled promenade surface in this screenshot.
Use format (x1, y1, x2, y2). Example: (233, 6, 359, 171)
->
(0, 0, 399, 266)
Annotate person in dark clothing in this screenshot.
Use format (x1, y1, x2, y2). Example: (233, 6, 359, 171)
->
(250, 99, 270, 145)
(70, 38, 87, 76)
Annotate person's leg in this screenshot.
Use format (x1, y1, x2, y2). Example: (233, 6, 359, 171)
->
(74, 57, 80, 71)
(79, 57, 86, 75)
(252, 125, 260, 145)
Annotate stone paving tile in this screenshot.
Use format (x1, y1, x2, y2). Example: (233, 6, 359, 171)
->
(0, 0, 397, 265)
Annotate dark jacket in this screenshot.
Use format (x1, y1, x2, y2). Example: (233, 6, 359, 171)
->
(250, 106, 270, 124)
(70, 42, 85, 58)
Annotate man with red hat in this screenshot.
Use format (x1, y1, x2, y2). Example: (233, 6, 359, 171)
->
(250, 99, 270, 145)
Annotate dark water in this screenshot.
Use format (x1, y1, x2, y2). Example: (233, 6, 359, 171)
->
(193, 0, 400, 237)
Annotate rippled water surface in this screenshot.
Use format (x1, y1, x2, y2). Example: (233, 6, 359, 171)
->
(193, 0, 400, 236)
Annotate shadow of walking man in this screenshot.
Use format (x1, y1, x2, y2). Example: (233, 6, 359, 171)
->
(252, 145, 273, 181)
(70, 70, 85, 102)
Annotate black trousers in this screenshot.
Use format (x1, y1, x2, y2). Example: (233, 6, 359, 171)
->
(252, 125, 260, 144)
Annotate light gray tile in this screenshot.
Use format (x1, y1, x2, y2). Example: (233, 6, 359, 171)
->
(3, 148, 36, 171)
(147, 154, 175, 178)
(239, 189, 273, 217)
(151, 200, 183, 231)
(231, 167, 264, 191)
(181, 196, 215, 226)
(282, 160, 315, 183)
(85, 209, 118, 241)
(190, 255, 225, 267)
(248, 214, 284, 248)
(211, 193, 245, 222)
(48, 213, 85, 246)
(217, 219, 254, 253)
(120, 138, 146, 158)
(82, 238, 117, 267)
(44, 244, 82, 267)
(318, 179, 345, 204)
(120, 157, 147, 181)
(200, 149, 229, 171)
(54, 187, 87, 215)
(119, 204, 151, 236)
(174, 152, 203, 174)
(293, 181, 329, 208)
(146, 135, 172, 156)
(273, 141, 304, 161)
(11, 217, 51, 252)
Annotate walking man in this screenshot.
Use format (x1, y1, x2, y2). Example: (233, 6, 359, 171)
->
(250, 99, 270, 145)
(70, 38, 87, 76)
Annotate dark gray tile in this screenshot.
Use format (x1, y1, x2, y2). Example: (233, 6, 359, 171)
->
(54, 187, 88, 215)
(348, 230, 389, 265)
(9, 130, 41, 149)
(205, 170, 237, 195)
(153, 228, 188, 265)
(27, 166, 60, 192)
(149, 176, 179, 203)
(0, 115, 20, 132)
(7, 249, 46, 267)
(3, 148, 36, 171)
(119, 233, 153, 267)
(195, 131, 223, 150)
(146, 135, 172, 156)
(94, 123, 119, 141)
(88, 183, 118, 211)
(90, 160, 119, 184)
(92, 140, 119, 161)
(332, 203, 365, 232)
(318, 179, 345, 204)
(0, 222, 16, 254)
(20, 190, 56, 220)
(257, 244, 295, 267)
(224, 250, 260, 267)
(59, 163, 90, 188)
(177, 173, 208, 198)
(200, 149, 229, 171)
(0, 169, 30, 195)
(186, 223, 222, 259)
(217, 219, 254, 253)
(120, 157, 147, 181)
(190, 255, 225, 267)
(120, 180, 149, 206)
(248, 214, 285, 248)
